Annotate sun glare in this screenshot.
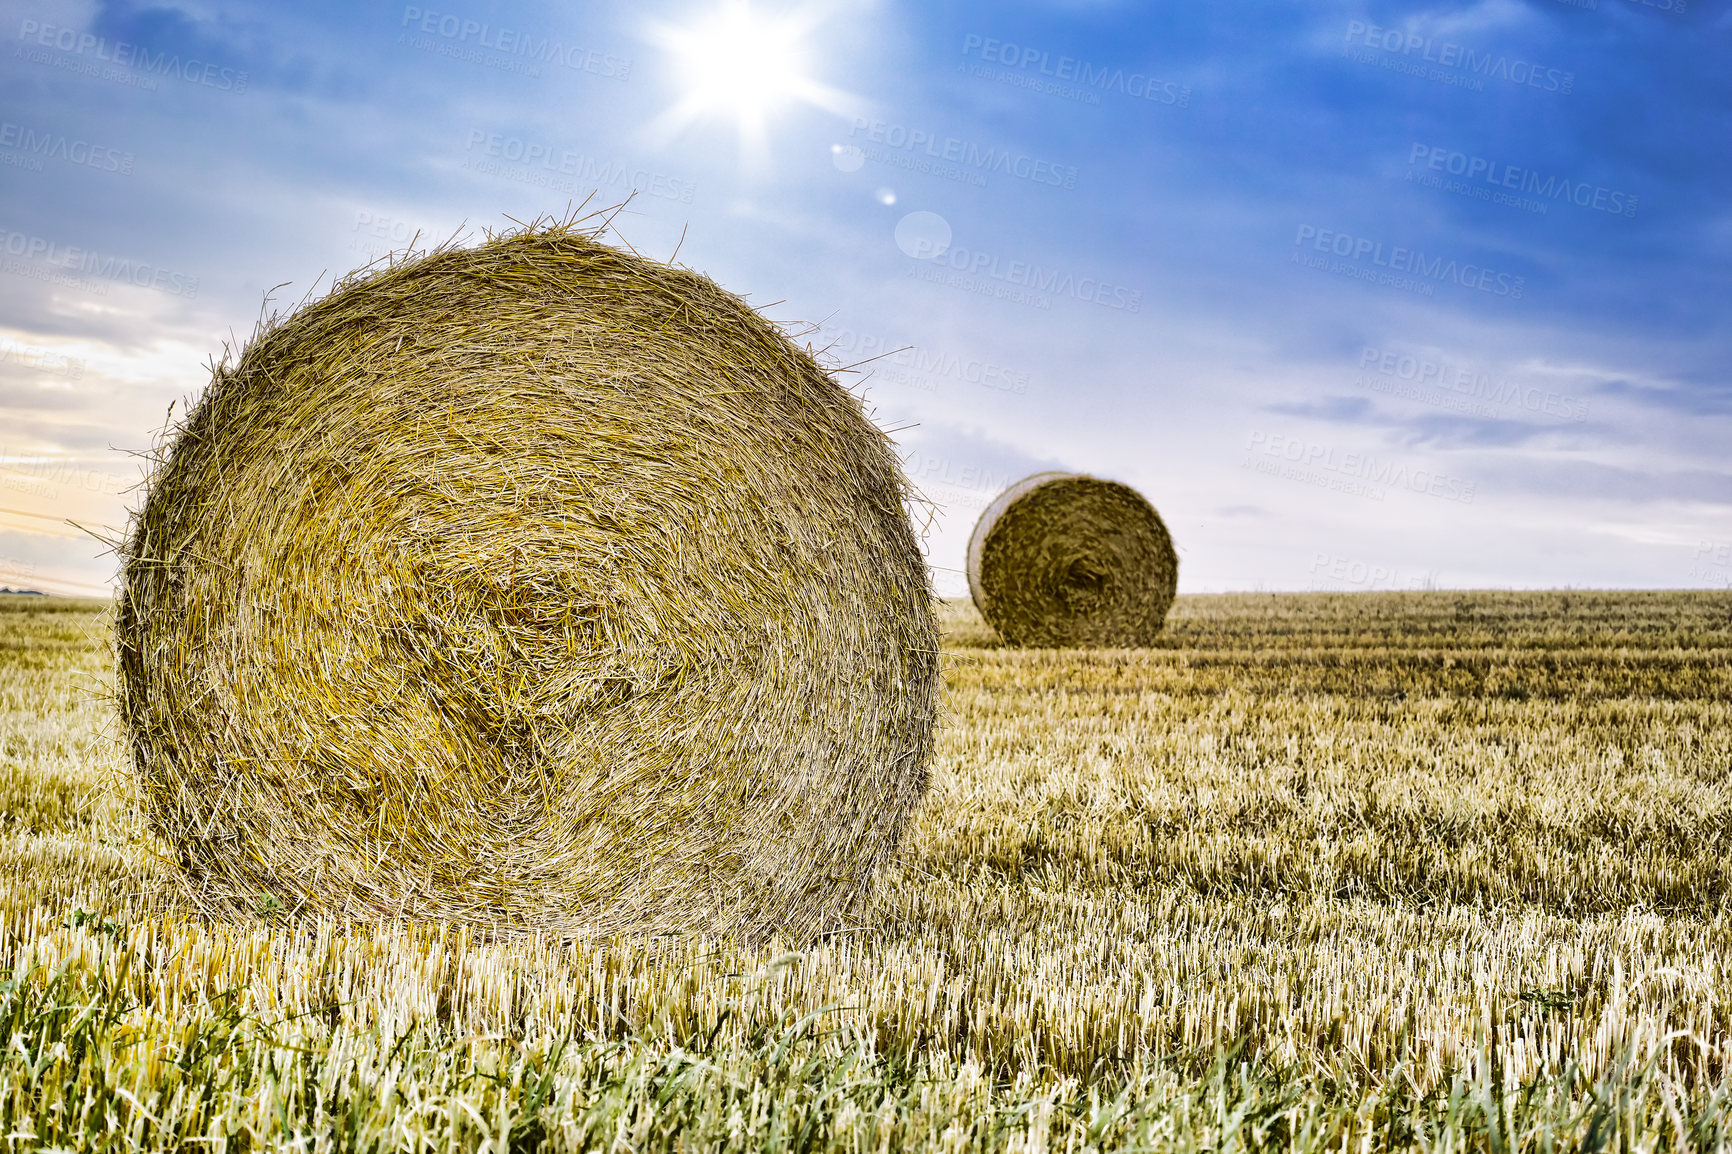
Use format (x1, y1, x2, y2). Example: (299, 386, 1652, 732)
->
(645, 1, 859, 164)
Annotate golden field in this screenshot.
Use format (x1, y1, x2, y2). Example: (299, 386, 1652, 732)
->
(2, 589, 1730, 1150)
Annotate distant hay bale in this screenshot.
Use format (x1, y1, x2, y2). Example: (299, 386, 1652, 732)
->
(966, 473, 1177, 647)
(116, 218, 939, 941)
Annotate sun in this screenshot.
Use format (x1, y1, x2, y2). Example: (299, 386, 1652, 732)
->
(644, 1, 859, 164)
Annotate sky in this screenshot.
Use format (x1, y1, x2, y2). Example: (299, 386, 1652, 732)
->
(0, 0, 1727, 597)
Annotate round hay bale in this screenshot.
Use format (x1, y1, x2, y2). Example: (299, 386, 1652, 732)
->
(116, 220, 939, 941)
(966, 472, 1177, 647)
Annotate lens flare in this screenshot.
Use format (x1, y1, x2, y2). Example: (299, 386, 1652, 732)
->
(645, 1, 860, 165)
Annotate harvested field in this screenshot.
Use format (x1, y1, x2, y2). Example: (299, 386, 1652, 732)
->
(3, 589, 1732, 1150)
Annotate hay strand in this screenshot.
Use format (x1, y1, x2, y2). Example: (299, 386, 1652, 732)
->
(966, 472, 1177, 647)
(116, 217, 939, 941)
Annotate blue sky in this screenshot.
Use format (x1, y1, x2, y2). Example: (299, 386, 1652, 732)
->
(0, 0, 1727, 596)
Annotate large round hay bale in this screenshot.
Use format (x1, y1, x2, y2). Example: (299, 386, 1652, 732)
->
(966, 472, 1177, 647)
(116, 221, 939, 941)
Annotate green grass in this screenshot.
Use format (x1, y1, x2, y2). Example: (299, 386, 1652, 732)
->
(2, 589, 1731, 1150)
